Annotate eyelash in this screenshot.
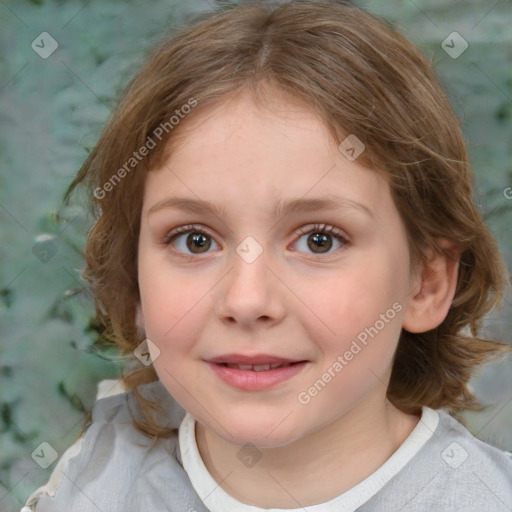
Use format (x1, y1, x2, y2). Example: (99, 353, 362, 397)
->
(161, 223, 349, 259)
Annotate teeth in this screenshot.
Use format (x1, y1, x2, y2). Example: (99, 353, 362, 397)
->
(253, 364, 271, 371)
(224, 363, 291, 371)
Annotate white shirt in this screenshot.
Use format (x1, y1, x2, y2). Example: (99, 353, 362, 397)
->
(178, 406, 440, 512)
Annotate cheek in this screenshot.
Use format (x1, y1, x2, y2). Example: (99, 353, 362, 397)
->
(139, 273, 207, 399)
(138, 258, 213, 354)
(309, 258, 405, 376)
(317, 262, 400, 332)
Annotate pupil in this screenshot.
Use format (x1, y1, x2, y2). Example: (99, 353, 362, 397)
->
(187, 233, 211, 253)
(308, 233, 332, 253)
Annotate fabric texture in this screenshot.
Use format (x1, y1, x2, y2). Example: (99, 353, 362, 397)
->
(22, 379, 512, 512)
(178, 406, 441, 511)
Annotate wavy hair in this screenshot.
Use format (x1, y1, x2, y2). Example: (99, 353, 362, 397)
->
(64, 0, 511, 437)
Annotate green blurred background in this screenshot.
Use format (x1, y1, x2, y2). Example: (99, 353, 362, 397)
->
(1, 1, 511, 510)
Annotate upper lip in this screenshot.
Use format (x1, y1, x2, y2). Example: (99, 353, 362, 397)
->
(207, 353, 306, 365)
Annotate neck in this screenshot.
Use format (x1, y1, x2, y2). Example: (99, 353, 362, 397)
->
(195, 395, 421, 508)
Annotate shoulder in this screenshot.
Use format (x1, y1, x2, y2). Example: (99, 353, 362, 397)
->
(435, 408, 512, 471)
(22, 379, 188, 512)
(366, 407, 512, 512)
(403, 407, 511, 510)
(90, 377, 186, 428)
(429, 409, 512, 509)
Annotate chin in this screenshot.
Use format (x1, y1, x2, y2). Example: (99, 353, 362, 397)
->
(212, 414, 304, 449)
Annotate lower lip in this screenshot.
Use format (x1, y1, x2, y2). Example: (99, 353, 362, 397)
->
(207, 362, 308, 390)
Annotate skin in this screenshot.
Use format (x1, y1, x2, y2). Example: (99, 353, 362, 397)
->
(137, 89, 459, 508)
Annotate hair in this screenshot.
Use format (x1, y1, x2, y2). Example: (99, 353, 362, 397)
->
(63, 0, 511, 437)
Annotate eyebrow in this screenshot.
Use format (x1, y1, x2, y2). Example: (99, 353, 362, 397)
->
(147, 195, 373, 219)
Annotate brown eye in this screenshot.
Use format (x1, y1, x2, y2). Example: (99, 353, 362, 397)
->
(307, 232, 333, 253)
(185, 232, 212, 253)
(164, 225, 219, 256)
(293, 224, 348, 256)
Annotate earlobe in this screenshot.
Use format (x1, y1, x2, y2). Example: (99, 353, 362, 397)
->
(402, 240, 461, 334)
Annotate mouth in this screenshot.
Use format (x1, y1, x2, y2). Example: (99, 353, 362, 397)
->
(215, 361, 303, 371)
(206, 354, 309, 390)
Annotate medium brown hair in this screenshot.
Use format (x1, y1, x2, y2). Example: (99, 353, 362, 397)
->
(64, 0, 511, 437)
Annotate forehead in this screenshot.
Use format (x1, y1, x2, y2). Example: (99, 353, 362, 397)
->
(163, 90, 335, 164)
(143, 91, 392, 221)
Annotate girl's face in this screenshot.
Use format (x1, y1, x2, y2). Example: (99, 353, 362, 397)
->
(137, 91, 416, 447)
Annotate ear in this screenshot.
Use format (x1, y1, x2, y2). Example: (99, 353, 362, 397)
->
(402, 239, 461, 333)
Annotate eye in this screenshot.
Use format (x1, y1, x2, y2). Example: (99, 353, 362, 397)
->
(163, 224, 219, 256)
(292, 223, 348, 256)
(162, 223, 349, 258)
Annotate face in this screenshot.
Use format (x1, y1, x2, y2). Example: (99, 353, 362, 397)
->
(137, 90, 415, 448)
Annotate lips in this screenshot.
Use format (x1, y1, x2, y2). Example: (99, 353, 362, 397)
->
(206, 354, 309, 390)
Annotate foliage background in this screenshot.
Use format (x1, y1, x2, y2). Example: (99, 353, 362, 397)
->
(0, 0, 511, 510)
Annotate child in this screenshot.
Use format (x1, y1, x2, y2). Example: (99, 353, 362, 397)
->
(22, 1, 512, 511)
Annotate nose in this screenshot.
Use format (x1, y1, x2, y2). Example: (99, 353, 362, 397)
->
(215, 245, 286, 329)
